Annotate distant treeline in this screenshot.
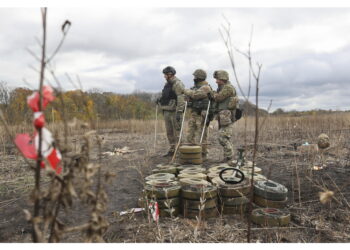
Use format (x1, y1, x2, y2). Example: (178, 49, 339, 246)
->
(0, 83, 159, 124)
(271, 108, 349, 116)
(1, 82, 347, 124)
(0, 84, 266, 125)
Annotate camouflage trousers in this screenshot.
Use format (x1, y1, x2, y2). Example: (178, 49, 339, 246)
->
(163, 110, 181, 152)
(218, 123, 234, 160)
(187, 111, 208, 154)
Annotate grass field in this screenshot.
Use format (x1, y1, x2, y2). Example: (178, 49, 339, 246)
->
(0, 112, 349, 242)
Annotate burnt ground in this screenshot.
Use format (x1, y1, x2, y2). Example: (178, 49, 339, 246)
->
(1, 126, 350, 243)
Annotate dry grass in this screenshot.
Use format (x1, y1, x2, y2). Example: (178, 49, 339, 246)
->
(2, 112, 349, 142)
(0, 119, 165, 155)
(96, 119, 165, 134)
(1, 112, 350, 242)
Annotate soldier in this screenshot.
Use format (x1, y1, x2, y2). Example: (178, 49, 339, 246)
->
(213, 70, 239, 162)
(184, 69, 213, 159)
(157, 66, 185, 157)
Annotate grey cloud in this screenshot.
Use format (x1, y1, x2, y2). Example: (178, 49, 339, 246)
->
(232, 8, 350, 30)
(231, 43, 350, 111)
(125, 65, 197, 92)
(58, 8, 221, 62)
(2, 8, 350, 111)
(260, 45, 350, 94)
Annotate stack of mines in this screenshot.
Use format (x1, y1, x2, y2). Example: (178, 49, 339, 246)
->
(178, 145, 202, 165)
(143, 173, 181, 217)
(180, 179, 219, 219)
(251, 180, 290, 226)
(212, 176, 251, 215)
(253, 180, 288, 209)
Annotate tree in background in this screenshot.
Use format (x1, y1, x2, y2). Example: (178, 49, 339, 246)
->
(1, 87, 157, 124)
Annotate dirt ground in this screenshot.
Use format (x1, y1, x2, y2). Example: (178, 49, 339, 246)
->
(1, 124, 350, 243)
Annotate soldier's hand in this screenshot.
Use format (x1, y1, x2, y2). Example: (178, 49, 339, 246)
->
(155, 97, 160, 105)
(208, 90, 216, 100)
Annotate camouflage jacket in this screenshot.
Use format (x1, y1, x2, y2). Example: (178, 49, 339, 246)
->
(214, 81, 238, 126)
(160, 76, 185, 112)
(213, 81, 237, 111)
(184, 81, 213, 100)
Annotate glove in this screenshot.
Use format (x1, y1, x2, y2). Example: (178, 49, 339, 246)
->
(175, 112, 182, 123)
(155, 97, 160, 105)
(207, 92, 214, 101)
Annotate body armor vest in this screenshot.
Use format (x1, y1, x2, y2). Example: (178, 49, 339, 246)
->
(192, 84, 209, 111)
(191, 84, 216, 114)
(217, 97, 232, 111)
(216, 84, 236, 111)
(160, 82, 177, 106)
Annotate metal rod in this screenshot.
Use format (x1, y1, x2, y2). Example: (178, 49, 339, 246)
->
(171, 101, 188, 163)
(200, 100, 210, 144)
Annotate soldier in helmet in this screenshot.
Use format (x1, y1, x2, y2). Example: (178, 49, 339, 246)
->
(183, 69, 214, 159)
(157, 66, 186, 156)
(212, 70, 239, 162)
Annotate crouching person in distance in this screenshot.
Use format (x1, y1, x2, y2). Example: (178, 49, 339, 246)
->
(156, 66, 185, 157)
(184, 69, 214, 160)
(213, 70, 239, 162)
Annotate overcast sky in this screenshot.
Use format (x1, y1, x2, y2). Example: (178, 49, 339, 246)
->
(1, 7, 350, 111)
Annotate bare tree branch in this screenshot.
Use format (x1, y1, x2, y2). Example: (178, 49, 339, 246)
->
(46, 20, 71, 64)
(76, 75, 83, 91)
(26, 48, 41, 62)
(27, 64, 41, 75)
(48, 69, 69, 146)
(65, 73, 80, 90)
(33, 7, 47, 242)
(219, 16, 248, 102)
(258, 99, 273, 132)
(219, 16, 264, 243)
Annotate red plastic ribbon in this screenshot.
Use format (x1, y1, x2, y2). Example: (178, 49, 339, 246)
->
(33, 112, 45, 129)
(27, 85, 55, 112)
(14, 129, 62, 174)
(17, 84, 62, 174)
(148, 201, 159, 223)
(46, 148, 62, 174)
(14, 134, 37, 159)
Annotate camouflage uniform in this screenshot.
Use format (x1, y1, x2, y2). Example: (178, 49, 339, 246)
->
(184, 80, 213, 155)
(159, 76, 185, 153)
(213, 70, 238, 161)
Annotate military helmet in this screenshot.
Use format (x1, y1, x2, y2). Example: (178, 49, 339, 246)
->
(192, 69, 207, 80)
(213, 70, 229, 80)
(162, 66, 176, 75)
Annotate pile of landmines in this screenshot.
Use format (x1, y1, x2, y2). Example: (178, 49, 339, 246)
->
(140, 160, 291, 226)
(143, 173, 181, 217)
(178, 145, 203, 165)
